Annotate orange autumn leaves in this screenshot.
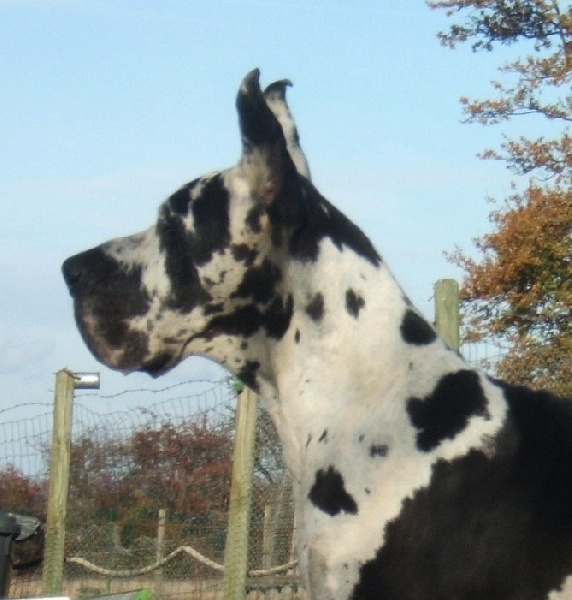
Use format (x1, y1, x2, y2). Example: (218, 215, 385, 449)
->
(429, 0, 571, 396)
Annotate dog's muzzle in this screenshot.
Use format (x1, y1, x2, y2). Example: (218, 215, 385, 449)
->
(62, 248, 159, 373)
(62, 248, 114, 296)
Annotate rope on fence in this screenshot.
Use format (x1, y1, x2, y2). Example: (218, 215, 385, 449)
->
(66, 545, 298, 578)
(248, 561, 298, 577)
(66, 546, 224, 576)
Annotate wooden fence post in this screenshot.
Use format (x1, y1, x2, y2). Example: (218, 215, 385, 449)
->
(224, 388, 258, 600)
(434, 279, 460, 352)
(41, 369, 76, 596)
(154, 509, 166, 599)
(262, 504, 273, 570)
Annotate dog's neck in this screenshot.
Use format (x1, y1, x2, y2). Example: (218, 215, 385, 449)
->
(224, 232, 461, 476)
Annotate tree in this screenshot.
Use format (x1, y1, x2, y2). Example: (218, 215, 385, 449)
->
(428, 0, 572, 397)
(66, 433, 131, 523)
(64, 419, 234, 561)
(0, 464, 46, 517)
(126, 421, 233, 519)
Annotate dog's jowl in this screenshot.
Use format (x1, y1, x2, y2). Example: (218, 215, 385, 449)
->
(63, 70, 572, 600)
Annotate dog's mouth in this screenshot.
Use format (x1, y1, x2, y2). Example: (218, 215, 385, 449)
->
(140, 352, 180, 377)
(81, 316, 184, 378)
(81, 327, 181, 378)
(67, 294, 171, 377)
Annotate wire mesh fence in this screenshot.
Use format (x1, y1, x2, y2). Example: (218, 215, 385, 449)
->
(0, 378, 303, 600)
(460, 340, 505, 374)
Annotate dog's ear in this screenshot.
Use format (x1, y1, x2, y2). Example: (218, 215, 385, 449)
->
(236, 69, 298, 205)
(264, 79, 311, 181)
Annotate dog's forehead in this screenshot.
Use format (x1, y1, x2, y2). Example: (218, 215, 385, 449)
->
(159, 168, 273, 260)
(163, 171, 226, 214)
(161, 168, 259, 225)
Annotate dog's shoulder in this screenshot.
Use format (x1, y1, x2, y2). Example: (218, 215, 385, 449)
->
(493, 379, 572, 511)
(494, 378, 572, 466)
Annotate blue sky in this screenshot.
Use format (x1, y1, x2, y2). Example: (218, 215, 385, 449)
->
(0, 1, 517, 420)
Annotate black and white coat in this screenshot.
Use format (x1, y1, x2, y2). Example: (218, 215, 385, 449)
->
(63, 70, 572, 600)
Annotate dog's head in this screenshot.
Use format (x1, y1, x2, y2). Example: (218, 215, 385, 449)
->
(63, 70, 379, 382)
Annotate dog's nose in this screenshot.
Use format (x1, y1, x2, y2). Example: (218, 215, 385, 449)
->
(62, 253, 85, 289)
(62, 247, 112, 291)
(63, 247, 124, 294)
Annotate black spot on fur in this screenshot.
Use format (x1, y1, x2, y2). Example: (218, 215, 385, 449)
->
(167, 188, 189, 216)
(289, 184, 381, 266)
(352, 385, 572, 600)
(238, 361, 260, 391)
(308, 466, 358, 517)
(203, 305, 264, 340)
(231, 243, 258, 266)
(188, 175, 231, 265)
(346, 289, 365, 319)
(156, 209, 211, 312)
(318, 429, 328, 443)
(197, 294, 293, 343)
(231, 260, 282, 303)
(246, 206, 263, 233)
(295, 330, 301, 343)
(369, 444, 389, 458)
(406, 370, 488, 452)
(264, 294, 294, 338)
(305, 293, 324, 321)
(400, 308, 437, 345)
(167, 180, 197, 215)
(203, 302, 225, 316)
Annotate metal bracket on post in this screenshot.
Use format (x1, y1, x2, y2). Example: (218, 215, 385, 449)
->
(41, 369, 100, 597)
(73, 372, 101, 390)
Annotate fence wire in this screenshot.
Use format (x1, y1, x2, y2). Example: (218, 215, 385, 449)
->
(0, 338, 522, 600)
(0, 378, 302, 600)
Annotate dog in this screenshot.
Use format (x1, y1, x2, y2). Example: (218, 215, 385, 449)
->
(63, 69, 572, 600)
